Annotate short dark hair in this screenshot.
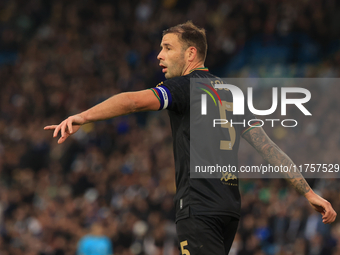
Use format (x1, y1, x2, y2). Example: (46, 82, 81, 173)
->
(163, 21, 207, 62)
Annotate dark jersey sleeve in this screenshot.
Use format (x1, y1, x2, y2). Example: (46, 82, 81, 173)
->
(149, 77, 189, 114)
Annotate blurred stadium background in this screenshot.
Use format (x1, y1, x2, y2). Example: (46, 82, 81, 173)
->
(0, 0, 340, 254)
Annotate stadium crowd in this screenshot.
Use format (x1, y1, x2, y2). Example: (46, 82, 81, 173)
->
(0, 0, 340, 254)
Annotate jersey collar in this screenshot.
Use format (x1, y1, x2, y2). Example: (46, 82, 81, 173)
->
(188, 67, 209, 73)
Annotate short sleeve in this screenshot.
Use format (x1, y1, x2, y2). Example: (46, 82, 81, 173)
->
(148, 77, 189, 113)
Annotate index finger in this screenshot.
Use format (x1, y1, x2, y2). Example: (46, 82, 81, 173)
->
(44, 125, 58, 130)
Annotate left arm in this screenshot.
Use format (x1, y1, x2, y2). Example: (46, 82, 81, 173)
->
(242, 126, 336, 224)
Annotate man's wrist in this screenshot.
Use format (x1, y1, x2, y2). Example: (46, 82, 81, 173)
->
(304, 189, 315, 199)
(78, 112, 88, 124)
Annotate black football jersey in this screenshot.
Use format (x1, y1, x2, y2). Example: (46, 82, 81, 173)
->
(149, 68, 256, 222)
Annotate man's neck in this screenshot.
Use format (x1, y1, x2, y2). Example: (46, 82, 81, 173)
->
(182, 62, 205, 76)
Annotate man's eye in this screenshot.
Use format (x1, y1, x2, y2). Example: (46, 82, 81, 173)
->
(166, 47, 170, 50)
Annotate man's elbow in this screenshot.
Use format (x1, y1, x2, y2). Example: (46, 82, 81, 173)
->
(125, 91, 159, 112)
(124, 92, 140, 113)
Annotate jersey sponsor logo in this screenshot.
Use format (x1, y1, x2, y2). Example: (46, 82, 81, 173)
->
(221, 172, 238, 186)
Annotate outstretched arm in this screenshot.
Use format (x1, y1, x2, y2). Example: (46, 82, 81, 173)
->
(242, 126, 336, 224)
(44, 89, 160, 144)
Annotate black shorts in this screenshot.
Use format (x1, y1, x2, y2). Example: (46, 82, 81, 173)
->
(176, 214, 239, 255)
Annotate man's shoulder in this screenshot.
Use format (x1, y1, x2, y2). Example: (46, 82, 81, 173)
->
(157, 76, 189, 88)
(155, 70, 219, 89)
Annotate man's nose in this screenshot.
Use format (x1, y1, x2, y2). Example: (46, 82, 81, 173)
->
(157, 50, 164, 60)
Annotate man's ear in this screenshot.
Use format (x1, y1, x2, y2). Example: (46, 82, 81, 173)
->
(187, 46, 197, 62)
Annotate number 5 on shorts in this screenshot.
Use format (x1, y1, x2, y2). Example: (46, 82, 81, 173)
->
(180, 240, 190, 255)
